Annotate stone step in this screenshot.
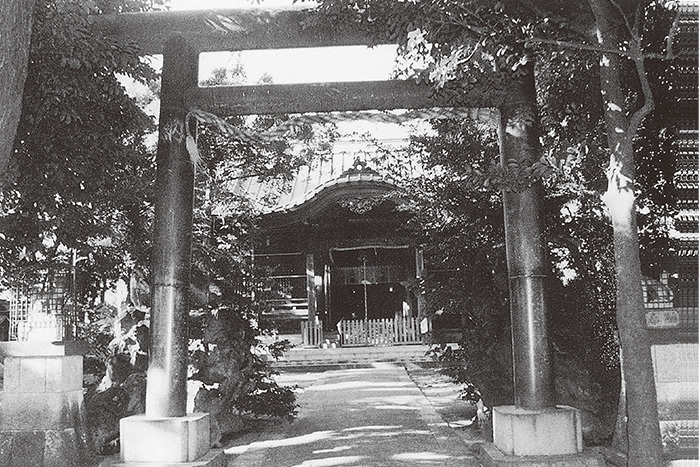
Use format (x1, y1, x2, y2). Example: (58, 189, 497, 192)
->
(272, 344, 433, 367)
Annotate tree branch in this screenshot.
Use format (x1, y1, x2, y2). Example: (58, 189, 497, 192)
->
(609, 0, 637, 39)
(627, 38, 655, 141)
(665, 7, 682, 59)
(521, 37, 678, 60)
(520, 37, 632, 56)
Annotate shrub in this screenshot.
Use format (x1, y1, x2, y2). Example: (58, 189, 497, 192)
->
(189, 306, 296, 418)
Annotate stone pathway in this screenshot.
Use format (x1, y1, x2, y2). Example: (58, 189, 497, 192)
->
(223, 362, 480, 467)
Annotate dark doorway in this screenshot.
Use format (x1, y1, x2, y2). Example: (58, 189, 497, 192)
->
(328, 246, 413, 326)
(330, 282, 405, 324)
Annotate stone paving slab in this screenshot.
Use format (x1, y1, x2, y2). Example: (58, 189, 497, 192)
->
(223, 362, 480, 467)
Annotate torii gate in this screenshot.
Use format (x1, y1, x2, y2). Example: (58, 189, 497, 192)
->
(93, 7, 587, 466)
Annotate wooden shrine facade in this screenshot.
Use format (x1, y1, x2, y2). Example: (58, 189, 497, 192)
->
(252, 163, 424, 340)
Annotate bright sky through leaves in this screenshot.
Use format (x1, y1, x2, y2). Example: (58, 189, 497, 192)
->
(167, 0, 397, 85)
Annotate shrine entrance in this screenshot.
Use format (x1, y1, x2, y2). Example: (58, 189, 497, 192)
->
(91, 6, 586, 465)
(329, 246, 413, 323)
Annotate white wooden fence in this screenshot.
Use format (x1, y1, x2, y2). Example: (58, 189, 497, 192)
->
(301, 320, 324, 346)
(337, 317, 422, 346)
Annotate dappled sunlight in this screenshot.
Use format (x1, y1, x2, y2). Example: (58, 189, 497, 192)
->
(449, 418, 475, 428)
(226, 424, 437, 456)
(289, 456, 366, 467)
(276, 373, 326, 383)
(305, 381, 412, 392)
(335, 425, 425, 441)
(372, 405, 421, 411)
(224, 365, 479, 466)
(392, 452, 451, 461)
(360, 387, 416, 392)
(312, 445, 355, 454)
(224, 430, 334, 454)
(341, 425, 402, 432)
(353, 394, 424, 411)
(225, 422, 453, 465)
(369, 395, 423, 405)
(334, 429, 431, 441)
(364, 429, 431, 438)
(274, 368, 384, 387)
(332, 433, 364, 441)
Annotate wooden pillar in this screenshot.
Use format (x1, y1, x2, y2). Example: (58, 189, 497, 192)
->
(146, 35, 198, 418)
(414, 247, 426, 319)
(306, 253, 316, 324)
(324, 263, 331, 325)
(498, 64, 556, 410)
(314, 257, 324, 323)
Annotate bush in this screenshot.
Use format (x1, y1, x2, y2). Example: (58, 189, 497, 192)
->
(79, 300, 297, 452)
(189, 306, 297, 444)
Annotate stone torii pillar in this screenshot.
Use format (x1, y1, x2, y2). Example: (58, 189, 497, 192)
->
(118, 35, 221, 466)
(500, 64, 557, 412)
(478, 64, 599, 465)
(147, 33, 196, 420)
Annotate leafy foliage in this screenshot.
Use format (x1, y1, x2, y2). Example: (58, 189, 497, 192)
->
(0, 0, 158, 288)
(403, 115, 619, 388)
(404, 119, 509, 333)
(189, 307, 297, 423)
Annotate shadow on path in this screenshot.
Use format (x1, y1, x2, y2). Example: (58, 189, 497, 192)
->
(224, 362, 480, 467)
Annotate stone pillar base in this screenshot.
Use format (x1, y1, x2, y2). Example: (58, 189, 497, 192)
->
(478, 443, 606, 467)
(493, 405, 583, 456)
(113, 448, 227, 467)
(120, 413, 211, 463)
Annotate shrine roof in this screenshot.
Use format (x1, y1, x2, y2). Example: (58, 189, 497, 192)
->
(227, 150, 403, 226)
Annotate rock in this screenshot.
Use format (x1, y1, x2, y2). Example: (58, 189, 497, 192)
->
(194, 387, 246, 447)
(85, 386, 129, 454)
(554, 355, 614, 445)
(123, 372, 146, 415)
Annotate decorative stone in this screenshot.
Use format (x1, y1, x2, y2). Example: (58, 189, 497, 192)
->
(493, 405, 583, 457)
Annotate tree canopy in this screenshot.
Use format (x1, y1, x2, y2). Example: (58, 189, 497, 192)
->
(0, 0, 164, 291)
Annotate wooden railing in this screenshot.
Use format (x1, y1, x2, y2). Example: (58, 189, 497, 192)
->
(301, 320, 324, 346)
(338, 317, 422, 347)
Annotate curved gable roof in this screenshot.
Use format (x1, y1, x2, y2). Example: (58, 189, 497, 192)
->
(262, 163, 401, 227)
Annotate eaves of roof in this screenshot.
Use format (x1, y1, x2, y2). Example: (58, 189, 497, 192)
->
(261, 171, 403, 228)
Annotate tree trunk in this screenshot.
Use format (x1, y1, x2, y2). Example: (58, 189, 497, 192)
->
(0, 0, 36, 184)
(589, 0, 663, 465)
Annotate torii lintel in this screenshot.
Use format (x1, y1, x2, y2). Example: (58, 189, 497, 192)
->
(90, 7, 373, 55)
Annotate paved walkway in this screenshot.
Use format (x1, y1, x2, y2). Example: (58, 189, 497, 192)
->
(224, 362, 480, 467)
